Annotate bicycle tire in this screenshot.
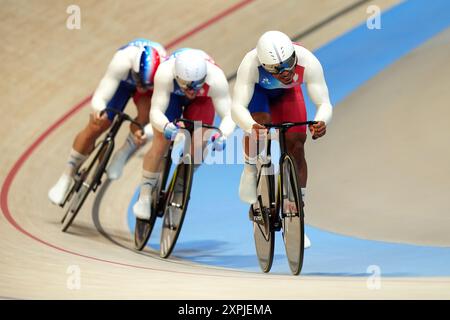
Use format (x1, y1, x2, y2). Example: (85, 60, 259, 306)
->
(252, 163, 276, 273)
(279, 153, 305, 275)
(159, 155, 193, 258)
(134, 180, 161, 251)
(134, 150, 172, 251)
(61, 140, 113, 232)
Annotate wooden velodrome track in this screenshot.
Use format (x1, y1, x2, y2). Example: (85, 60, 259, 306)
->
(1, 0, 449, 299)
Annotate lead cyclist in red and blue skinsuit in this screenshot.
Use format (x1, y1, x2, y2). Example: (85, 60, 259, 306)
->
(231, 31, 334, 249)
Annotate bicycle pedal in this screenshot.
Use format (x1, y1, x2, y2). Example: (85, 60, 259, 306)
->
(253, 215, 264, 224)
(273, 220, 282, 231)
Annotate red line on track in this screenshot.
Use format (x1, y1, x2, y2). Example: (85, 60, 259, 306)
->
(0, 0, 254, 274)
(164, 0, 254, 49)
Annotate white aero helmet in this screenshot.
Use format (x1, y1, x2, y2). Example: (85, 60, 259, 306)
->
(256, 31, 297, 74)
(174, 49, 207, 90)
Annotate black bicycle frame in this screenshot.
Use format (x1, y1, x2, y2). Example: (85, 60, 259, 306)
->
(81, 108, 144, 192)
(258, 121, 317, 224)
(156, 118, 222, 212)
(262, 121, 317, 156)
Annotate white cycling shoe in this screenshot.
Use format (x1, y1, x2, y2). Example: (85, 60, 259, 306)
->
(133, 197, 151, 220)
(48, 174, 73, 205)
(239, 166, 257, 204)
(107, 149, 129, 180)
(304, 233, 311, 249)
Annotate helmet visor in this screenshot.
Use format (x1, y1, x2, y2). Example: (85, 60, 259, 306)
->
(176, 75, 206, 91)
(262, 52, 297, 74)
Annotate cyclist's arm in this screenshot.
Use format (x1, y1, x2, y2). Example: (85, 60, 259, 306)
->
(303, 50, 333, 125)
(149, 62, 173, 132)
(231, 51, 259, 133)
(208, 65, 235, 137)
(91, 49, 131, 113)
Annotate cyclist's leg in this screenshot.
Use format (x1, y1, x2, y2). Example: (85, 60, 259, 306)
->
(48, 115, 112, 205)
(269, 86, 310, 248)
(133, 94, 180, 219)
(75, 81, 134, 157)
(240, 85, 272, 204)
(107, 88, 153, 180)
(72, 113, 112, 156)
(269, 86, 307, 188)
(182, 96, 215, 167)
(49, 81, 131, 205)
(131, 89, 152, 139)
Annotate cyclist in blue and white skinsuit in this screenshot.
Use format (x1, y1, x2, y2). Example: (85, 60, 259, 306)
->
(133, 48, 235, 219)
(48, 38, 166, 206)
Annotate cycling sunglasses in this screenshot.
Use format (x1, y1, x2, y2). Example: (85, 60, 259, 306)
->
(176, 75, 206, 91)
(261, 52, 297, 74)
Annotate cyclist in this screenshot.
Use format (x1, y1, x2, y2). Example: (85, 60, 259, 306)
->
(48, 38, 166, 205)
(133, 48, 235, 219)
(231, 31, 333, 248)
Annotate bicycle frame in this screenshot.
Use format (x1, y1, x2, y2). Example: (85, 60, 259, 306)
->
(251, 121, 316, 274)
(61, 108, 144, 207)
(160, 118, 222, 207)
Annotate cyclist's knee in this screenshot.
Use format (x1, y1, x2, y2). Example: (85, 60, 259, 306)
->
(150, 130, 169, 152)
(251, 112, 271, 124)
(286, 132, 306, 156)
(87, 117, 110, 137)
(135, 107, 150, 125)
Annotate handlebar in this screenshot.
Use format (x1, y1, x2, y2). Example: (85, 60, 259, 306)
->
(102, 108, 144, 132)
(262, 121, 318, 130)
(173, 118, 223, 137)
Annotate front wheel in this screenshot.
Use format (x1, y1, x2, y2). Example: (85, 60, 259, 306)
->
(279, 154, 305, 275)
(159, 155, 193, 258)
(134, 152, 171, 251)
(134, 182, 160, 251)
(252, 163, 275, 273)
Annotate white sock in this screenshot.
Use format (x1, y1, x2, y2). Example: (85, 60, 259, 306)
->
(64, 148, 87, 177)
(118, 132, 138, 160)
(139, 170, 160, 200)
(244, 154, 257, 173)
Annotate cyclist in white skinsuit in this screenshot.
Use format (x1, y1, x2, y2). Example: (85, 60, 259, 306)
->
(48, 39, 166, 205)
(133, 48, 235, 220)
(231, 31, 333, 249)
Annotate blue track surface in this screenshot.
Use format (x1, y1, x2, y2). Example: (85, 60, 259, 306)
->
(128, 0, 450, 276)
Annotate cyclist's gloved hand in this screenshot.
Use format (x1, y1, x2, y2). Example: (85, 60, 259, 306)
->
(211, 133, 226, 151)
(132, 129, 146, 146)
(309, 121, 326, 140)
(250, 122, 267, 140)
(164, 122, 179, 141)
